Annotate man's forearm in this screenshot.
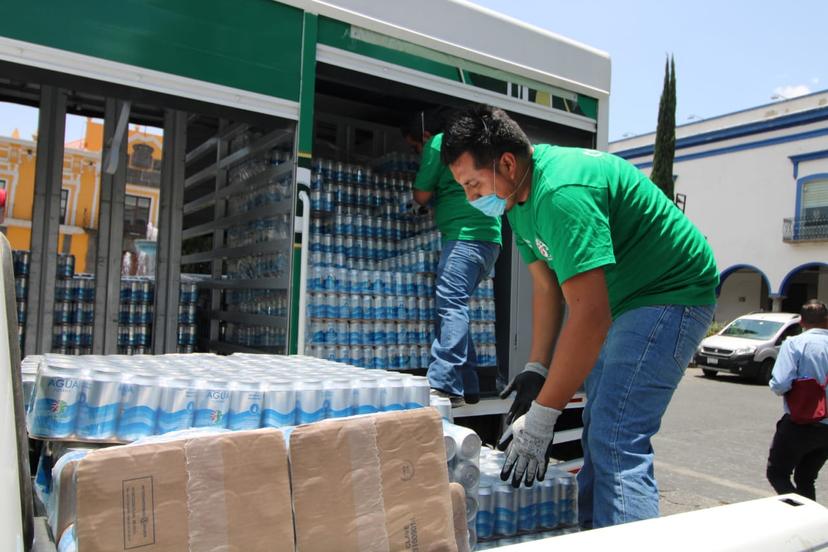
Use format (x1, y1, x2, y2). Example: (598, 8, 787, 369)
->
(536, 310, 609, 410)
(529, 292, 562, 368)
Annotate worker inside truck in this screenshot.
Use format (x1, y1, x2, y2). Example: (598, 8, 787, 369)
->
(441, 104, 718, 529)
(404, 108, 502, 408)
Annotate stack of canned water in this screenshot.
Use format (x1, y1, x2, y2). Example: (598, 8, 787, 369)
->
(475, 447, 578, 546)
(444, 421, 483, 549)
(309, 156, 419, 217)
(25, 353, 433, 443)
(177, 279, 199, 353)
(223, 323, 287, 352)
(13, 249, 30, 349)
(225, 214, 291, 247)
(52, 252, 95, 355)
(117, 276, 155, 354)
(225, 146, 292, 216)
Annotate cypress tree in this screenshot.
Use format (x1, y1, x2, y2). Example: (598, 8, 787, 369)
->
(650, 56, 676, 200)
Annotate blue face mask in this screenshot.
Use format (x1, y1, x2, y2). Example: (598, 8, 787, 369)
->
(470, 193, 507, 217)
(469, 159, 531, 218)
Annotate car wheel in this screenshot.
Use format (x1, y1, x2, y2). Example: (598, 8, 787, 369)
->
(702, 369, 717, 378)
(755, 359, 774, 385)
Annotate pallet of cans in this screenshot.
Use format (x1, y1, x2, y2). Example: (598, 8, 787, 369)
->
(25, 353, 432, 443)
(475, 447, 578, 544)
(13, 250, 30, 349)
(177, 278, 199, 353)
(305, 154, 498, 371)
(52, 268, 95, 355)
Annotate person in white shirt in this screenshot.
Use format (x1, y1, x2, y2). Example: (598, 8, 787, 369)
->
(767, 300, 828, 500)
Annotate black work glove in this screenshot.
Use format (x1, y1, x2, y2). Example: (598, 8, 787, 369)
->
(500, 362, 548, 427)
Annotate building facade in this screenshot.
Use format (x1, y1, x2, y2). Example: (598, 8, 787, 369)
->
(0, 119, 161, 273)
(610, 91, 828, 324)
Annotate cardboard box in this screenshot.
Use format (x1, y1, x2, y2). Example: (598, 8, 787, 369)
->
(290, 408, 457, 552)
(449, 483, 470, 552)
(75, 429, 293, 552)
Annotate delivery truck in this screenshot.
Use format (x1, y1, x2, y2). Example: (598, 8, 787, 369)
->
(3, 3, 828, 551)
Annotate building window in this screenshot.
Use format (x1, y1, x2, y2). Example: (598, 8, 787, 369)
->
(801, 179, 828, 223)
(60, 189, 68, 225)
(124, 194, 151, 237)
(130, 143, 154, 169)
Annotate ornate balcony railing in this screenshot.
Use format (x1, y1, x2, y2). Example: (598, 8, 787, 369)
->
(783, 218, 828, 242)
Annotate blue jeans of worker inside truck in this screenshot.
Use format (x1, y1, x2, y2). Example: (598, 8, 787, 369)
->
(427, 240, 500, 399)
(578, 304, 715, 529)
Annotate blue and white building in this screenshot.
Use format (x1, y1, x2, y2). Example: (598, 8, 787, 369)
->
(610, 91, 828, 323)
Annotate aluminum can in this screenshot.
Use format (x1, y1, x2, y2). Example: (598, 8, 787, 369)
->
(354, 377, 380, 414)
(27, 365, 83, 438)
(476, 486, 495, 539)
(361, 295, 373, 321)
(156, 378, 196, 433)
(384, 322, 398, 345)
(517, 484, 538, 532)
(403, 377, 430, 409)
(116, 374, 161, 441)
(417, 297, 429, 321)
(193, 380, 231, 428)
(15, 276, 27, 299)
(55, 302, 71, 324)
(296, 380, 325, 424)
(141, 281, 153, 304)
(137, 304, 149, 326)
(75, 370, 121, 440)
(68, 324, 81, 347)
(539, 477, 561, 529)
(186, 325, 197, 346)
(373, 345, 388, 370)
(336, 321, 349, 345)
(494, 484, 517, 536)
(120, 281, 131, 303)
(52, 325, 69, 348)
(380, 377, 405, 411)
(361, 346, 374, 369)
(324, 378, 353, 418)
(227, 380, 264, 430)
(17, 301, 26, 325)
(128, 304, 139, 325)
(557, 473, 578, 526)
(262, 380, 296, 427)
(349, 322, 363, 346)
(130, 280, 141, 303)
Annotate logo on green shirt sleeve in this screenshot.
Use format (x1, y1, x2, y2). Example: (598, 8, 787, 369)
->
(535, 237, 553, 261)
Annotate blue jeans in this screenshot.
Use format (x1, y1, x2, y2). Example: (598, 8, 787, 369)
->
(427, 240, 500, 397)
(577, 304, 714, 528)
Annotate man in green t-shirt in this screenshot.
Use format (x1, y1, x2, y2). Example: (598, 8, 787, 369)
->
(404, 110, 502, 407)
(441, 105, 718, 528)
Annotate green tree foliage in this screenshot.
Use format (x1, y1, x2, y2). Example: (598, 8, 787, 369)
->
(650, 56, 676, 200)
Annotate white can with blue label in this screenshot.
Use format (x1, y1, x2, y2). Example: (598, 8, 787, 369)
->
(27, 364, 83, 439)
(227, 380, 263, 430)
(193, 379, 231, 428)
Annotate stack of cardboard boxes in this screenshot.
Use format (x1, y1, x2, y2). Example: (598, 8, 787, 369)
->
(69, 408, 466, 551)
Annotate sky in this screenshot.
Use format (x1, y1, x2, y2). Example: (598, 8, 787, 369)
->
(1, 1, 826, 143)
(473, 0, 828, 141)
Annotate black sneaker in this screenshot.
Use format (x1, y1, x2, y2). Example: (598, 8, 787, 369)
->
(430, 388, 466, 408)
(464, 393, 480, 405)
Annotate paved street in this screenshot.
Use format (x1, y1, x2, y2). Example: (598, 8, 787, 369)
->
(654, 366, 828, 516)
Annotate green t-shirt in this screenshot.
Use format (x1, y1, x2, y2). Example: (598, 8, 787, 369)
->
(413, 134, 501, 245)
(507, 145, 718, 319)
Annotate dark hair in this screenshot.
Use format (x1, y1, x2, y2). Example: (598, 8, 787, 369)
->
(441, 104, 532, 167)
(800, 299, 828, 325)
(401, 107, 451, 141)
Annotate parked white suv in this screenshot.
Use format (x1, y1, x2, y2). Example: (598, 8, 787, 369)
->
(694, 312, 802, 384)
